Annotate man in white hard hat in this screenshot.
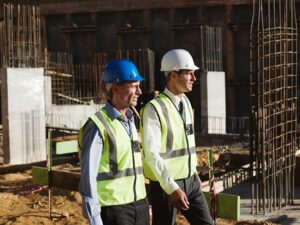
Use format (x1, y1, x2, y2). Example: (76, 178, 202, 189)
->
(140, 49, 213, 225)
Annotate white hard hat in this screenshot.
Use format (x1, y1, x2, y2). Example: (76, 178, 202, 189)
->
(160, 49, 199, 72)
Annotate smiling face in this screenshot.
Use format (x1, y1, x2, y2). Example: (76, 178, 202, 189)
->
(111, 81, 142, 110)
(169, 70, 196, 95)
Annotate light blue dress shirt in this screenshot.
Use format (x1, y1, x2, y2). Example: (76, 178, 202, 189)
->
(79, 102, 134, 225)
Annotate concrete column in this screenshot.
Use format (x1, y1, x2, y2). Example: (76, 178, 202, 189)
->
(1, 68, 46, 164)
(200, 71, 226, 134)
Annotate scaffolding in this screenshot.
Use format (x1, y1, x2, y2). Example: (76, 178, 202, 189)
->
(250, 0, 298, 214)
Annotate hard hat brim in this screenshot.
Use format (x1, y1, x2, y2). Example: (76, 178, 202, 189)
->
(160, 65, 200, 72)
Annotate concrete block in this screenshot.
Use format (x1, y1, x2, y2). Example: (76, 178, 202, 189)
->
(32, 166, 48, 185)
(203, 191, 240, 221)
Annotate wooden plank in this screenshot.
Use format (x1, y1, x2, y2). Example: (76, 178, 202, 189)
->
(38, 0, 252, 15)
(31, 167, 81, 191)
(203, 191, 240, 221)
(0, 156, 77, 175)
(51, 170, 81, 191)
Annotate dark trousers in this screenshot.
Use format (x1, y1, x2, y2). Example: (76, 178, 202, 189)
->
(149, 174, 213, 225)
(101, 198, 150, 225)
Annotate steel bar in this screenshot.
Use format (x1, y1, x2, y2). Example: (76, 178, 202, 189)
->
(250, 0, 297, 215)
(45, 48, 155, 105)
(199, 26, 222, 72)
(2, 2, 41, 68)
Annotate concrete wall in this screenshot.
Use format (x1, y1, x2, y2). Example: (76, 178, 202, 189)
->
(45, 104, 102, 129)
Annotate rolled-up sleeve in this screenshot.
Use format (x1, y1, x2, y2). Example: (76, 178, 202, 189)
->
(79, 120, 103, 225)
(141, 103, 179, 195)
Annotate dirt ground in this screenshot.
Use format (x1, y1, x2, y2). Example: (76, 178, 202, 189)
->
(0, 161, 278, 225)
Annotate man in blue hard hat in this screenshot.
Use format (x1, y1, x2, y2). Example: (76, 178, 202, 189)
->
(78, 59, 150, 225)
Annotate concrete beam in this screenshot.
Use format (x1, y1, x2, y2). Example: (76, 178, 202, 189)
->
(38, 0, 252, 15)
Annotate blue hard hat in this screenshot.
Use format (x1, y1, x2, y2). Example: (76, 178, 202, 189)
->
(102, 59, 144, 84)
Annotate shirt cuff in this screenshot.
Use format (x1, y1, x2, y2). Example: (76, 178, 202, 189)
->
(81, 194, 103, 225)
(161, 179, 180, 195)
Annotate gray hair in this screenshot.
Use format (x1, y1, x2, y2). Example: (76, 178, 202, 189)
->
(105, 83, 113, 99)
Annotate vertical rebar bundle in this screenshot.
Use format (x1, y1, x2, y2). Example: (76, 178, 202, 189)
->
(250, 0, 297, 214)
(93, 52, 109, 103)
(200, 26, 223, 72)
(2, 2, 41, 68)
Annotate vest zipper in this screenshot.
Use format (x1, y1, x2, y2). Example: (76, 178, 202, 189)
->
(183, 122, 191, 178)
(180, 102, 191, 178)
(131, 140, 137, 202)
(119, 118, 137, 202)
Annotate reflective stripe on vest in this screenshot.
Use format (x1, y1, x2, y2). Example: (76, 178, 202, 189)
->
(154, 96, 196, 158)
(141, 93, 197, 181)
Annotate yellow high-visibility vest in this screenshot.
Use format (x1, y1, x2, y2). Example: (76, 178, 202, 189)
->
(78, 109, 146, 206)
(141, 93, 197, 181)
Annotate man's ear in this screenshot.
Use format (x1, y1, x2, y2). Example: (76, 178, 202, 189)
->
(111, 84, 118, 93)
(170, 71, 178, 79)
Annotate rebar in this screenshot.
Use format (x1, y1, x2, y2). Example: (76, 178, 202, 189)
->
(112, 48, 155, 92)
(200, 26, 223, 72)
(2, 2, 41, 68)
(45, 52, 75, 104)
(250, 0, 297, 214)
(45, 49, 155, 105)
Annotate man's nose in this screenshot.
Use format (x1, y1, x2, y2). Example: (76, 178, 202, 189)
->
(191, 73, 196, 81)
(136, 86, 142, 95)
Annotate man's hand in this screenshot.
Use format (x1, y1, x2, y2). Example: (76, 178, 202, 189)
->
(169, 188, 189, 210)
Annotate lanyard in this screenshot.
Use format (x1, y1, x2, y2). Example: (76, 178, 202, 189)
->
(119, 116, 133, 140)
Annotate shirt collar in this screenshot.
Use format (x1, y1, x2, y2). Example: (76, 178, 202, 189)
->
(163, 88, 183, 107)
(104, 101, 133, 121)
